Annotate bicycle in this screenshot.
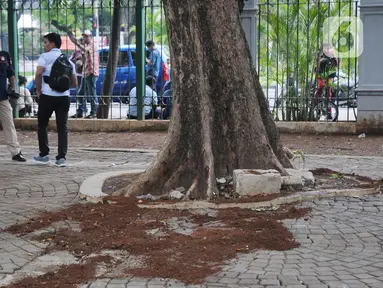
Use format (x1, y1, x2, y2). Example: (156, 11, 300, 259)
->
(271, 80, 339, 122)
(270, 73, 357, 122)
(310, 72, 358, 122)
(309, 77, 339, 122)
(330, 74, 358, 121)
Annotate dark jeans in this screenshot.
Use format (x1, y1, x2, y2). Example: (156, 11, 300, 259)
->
(127, 108, 162, 119)
(37, 94, 70, 160)
(77, 76, 83, 90)
(76, 75, 98, 116)
(19, 105, 32, 118)
(128, 112, 154, 120)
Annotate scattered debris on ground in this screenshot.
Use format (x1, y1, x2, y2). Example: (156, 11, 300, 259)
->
(3, 196, 309, 287)
(102, 169, 380, 205)
(310, 168, 381, 191)
(102, 173, 142, 195)
(5, 255, 114, 288)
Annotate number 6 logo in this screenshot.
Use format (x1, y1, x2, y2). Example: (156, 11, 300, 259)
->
(323, 16, 363, 59)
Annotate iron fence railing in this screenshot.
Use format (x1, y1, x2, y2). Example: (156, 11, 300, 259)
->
(257, 0, 359, 122)
(1, 0, 359, 121)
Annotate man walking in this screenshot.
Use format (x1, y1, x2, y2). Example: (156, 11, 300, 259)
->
(0, 50, 26, 162)
(33, 32, 77, 166)
(68, 30, 99, 119)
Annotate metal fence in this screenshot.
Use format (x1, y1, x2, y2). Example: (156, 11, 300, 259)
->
(1, 0, 359, 121)
(257, 0, 359, 122)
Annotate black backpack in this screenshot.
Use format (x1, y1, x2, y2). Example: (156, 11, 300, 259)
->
(47, 54, 73, 92)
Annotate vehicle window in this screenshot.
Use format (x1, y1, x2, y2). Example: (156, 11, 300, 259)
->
(99, 51, 108, 66)
(99, 51, 131, 67)
(130, 50, 136, 67)
(119, 51, 130, 66)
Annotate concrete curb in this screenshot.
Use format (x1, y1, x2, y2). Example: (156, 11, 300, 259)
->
(3, 118, 373, 134)
(79, 166, 379, 208)
(276, 121, 357, 135)
(137, 188, 379, 210)
(11, 118, 169, 132)
(78, 147, 160, 154)
(0, 145, 160, 154)
(79, 169, 146, 203)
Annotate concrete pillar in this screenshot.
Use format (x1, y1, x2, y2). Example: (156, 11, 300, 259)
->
(240, 0, 258, 66)
(356, 0, 383, 131)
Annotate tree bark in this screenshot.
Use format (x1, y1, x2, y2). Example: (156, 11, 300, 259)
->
(97, 0, 122, 119)
(117, 0, 292, 199)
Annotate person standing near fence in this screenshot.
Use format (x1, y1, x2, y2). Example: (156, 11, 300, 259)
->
(70, 38, 85, 90)
(0, 51, 26, 162)
(33, 32, 77, 167)
(68, 30, 99, 119)
(145, 40, 161, 81)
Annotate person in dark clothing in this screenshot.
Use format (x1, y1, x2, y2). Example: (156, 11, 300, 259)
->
(0, 50, 26, 162)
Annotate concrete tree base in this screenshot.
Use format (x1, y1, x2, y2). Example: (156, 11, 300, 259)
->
(233, 168, 315, 196)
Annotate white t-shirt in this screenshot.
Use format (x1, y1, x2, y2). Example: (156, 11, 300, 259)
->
(128, 85, 158, 117)
(17, 86, 33, 110)
(37, 48, 76, 96)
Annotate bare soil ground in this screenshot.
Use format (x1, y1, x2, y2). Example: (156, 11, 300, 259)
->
(3, 197, 309, 287)
(6, 130, 383, 156)
(102, 173, 142, 195)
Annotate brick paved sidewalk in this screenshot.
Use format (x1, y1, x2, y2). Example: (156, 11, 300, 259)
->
(86, 195, 383, 288)
(0, 147, 154, 282)
(1, 147, 383, 288)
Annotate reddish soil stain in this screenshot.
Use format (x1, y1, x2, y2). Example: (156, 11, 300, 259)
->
(4, 196, 309, 287)
(5, 255, 113, 288)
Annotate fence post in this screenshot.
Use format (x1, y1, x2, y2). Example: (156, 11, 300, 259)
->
(240, 0, 258, 66)
(7, 0, 19, 118)
(135, 0, 145, 120)
(356, 0, 383, 131)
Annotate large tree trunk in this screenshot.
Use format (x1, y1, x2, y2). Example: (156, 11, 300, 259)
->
(97, 0, 122, 119)
(117, 0, 292, 199)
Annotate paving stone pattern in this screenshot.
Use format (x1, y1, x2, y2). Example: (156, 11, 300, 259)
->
(1, 147, 383, 287)
(0, 147, 154, 279)
(84, 195, 383, 288)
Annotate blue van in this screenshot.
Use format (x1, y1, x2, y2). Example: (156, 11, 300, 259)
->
(27, 44, 171, 102)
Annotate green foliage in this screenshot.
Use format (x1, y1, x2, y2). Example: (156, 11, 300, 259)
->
(14, 0, 167, 56)
(330, 173, 344, 179)
(145, 6, 168, 45)
(293, 149, 306, 163)
(258, 0, 357, 121)
(29, 0, 95, 34)
(128, 4, 168, 45)
(0, 11, 7, 34)
(17, 0, 113, 55)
